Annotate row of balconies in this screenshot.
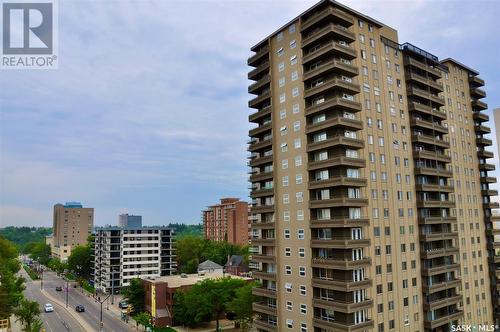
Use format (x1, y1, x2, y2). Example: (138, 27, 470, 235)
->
(404, 57, 441, 79)
(416, 198, 455, 209)
(473, 111, 489, 122)
(469, 75, 485, 87)
(476, 136, 493, 146)
(311, 257, 371, 269)
(312, 277, 372, 292)
(307, 136, 364, 153)
(303, 41, 357, 65)
(413, 150, 451, 163)
(310, 237, 370, 249)
(309, 156, 366, 171)
(414, 166, 453, 178)
(415, 183, 454, 193)
(421, 247, 460, 259)
(249, 105, 271, 123)
(248, 61, 269, 81)
(248, 74, 270, 95)
(410, 118, 448, 134)
(310, 197, 368, 209)
(407, 71, 443, 92)
(424, 310, 463, 330)
(248, 90, 271, 109)
(407, 86, 445, 106)
(408, 101, 447, 120)
(411, 134, 449, 148)
(422, 262, 460, 276)
(306, 116, 363, 134)
(301, 6, 354, 32)
(305, 78, 360, 98)
(247, 45, 269, 67)
(309, 176, 367, 190)
(306, 97, 362, 116)
(310, 217, 370, 228)
(472, 99, 488, 111)
(248, 138, 272, 153)
(475, 124, 491, 134)
(418, 216, 457, 225)
(312, 297, 372, 313)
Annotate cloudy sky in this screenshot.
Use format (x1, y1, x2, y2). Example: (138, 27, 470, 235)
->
(1, 0, 499, 227)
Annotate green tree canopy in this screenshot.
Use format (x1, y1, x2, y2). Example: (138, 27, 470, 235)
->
(0, 236, 25, 319)
(122, 278, 145, 315)
(67, 245, 91, 279)
(14, 299, 40, 331)
(227, 282, 259, 331)
(26, 242, 51, 266)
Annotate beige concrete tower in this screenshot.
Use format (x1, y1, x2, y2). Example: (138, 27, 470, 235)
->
(247, 1, 498, 331)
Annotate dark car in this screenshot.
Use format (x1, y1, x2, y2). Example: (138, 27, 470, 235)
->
(75, 305, 85, 312)
(118, 300, 128, 309)
(55, 286, 63, 291)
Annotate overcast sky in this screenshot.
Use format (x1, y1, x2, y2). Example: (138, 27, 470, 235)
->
(1, 0, 499, 227)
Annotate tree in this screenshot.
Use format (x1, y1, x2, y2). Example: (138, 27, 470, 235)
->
(47, 258, 67, 274)
(0, 236, 25, 319)
(173, 278, 247, 330)
(27, 242, 51, 266)
(67, 245, 91, 279)
(122, 278, 145, 315)
(14, 299, 40, 331)
(133, 312, 151, 331)
(227, 282, 258, 331)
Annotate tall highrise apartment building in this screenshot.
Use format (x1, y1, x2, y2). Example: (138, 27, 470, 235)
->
(203, 198, 250, 245)
(51, 202, 94, 262)
(247, 1, 499, 331)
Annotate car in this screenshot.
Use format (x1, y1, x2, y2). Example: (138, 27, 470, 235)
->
(75, 305, 85, 312)
(118, 300, 128, 309)
(55, 286, 63, 291)
(44, 304, 54, 313)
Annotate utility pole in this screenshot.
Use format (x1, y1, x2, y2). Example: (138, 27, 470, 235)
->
(98, 293, 111, 331)
(40, 268, 43, 290)
(65, 278, 69, 308)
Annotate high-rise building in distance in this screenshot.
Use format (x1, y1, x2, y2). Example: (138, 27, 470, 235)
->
(118, 213, 142, 228)
(247, 1, 499, 331)
(203, 198, 249, 245)
(51, 202, 94, 262)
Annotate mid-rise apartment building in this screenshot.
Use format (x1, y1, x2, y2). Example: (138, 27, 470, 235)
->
(51, 202, 94, 262)
(118, 213, 142, 228)
(247, 1, 499, 331)
(92, 220, 176, 294)
(203, 198, 249, 245)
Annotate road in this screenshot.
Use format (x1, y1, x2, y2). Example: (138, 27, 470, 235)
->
(41, 270, 135, 332)
(21, 268, 84, 332)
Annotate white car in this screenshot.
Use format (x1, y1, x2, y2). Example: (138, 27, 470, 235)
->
(44, 303, 54, 312)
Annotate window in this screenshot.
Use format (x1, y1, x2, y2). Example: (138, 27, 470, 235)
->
(296, 191, 303, 202)
(280, 109, 286, 119)
(277, 47, 284, 57)
(279, 77, 285, 87)
(290, 40, 296, 49)
(285, 247, 291, 257)
(278, 62, 284, 72)
(285, 265, 292, 275)
(282, 176, 289, 186)
(284, 229, 290, 239)
(280, 93, 286, 103)
(300, 304, 307, 314)
(295, 155, 302, 166)
(294, 138, 301, 149)
(283, 194, 289, 204)
(297, 210, 304, 221)
(292, 103, 300, 114)
(360, 50, 367, 59)
(295, 174, 302, 184)
(298, 229, 305, 239)
(293, 121, 300, 132)
(291, 71, 298, 81)
(286, 301, 292, 311)
(277, 32, 283, 41)
(290, 55, 297, 65)
(289, 24, 296, 33)
(292, 87, 299, 97)
(299, 266, 306, 276)
(299, 285, 306, 295)
(371, 54, 377, 63)
(369, 38, 375, 48)
(285, 282, 292, 292)
(298, 248, 305, 258)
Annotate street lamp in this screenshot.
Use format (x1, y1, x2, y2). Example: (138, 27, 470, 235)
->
(98, 293, 111, 331)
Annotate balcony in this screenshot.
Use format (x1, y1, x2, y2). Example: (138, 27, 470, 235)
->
(311, 237, 370, 248)
(481, 189, 498, 196)
(309, 156, 366, 170)
(251, 220, 275, 229)
(249, 122, 271, 137)
(421, 263, 460, 276)
(420, 230, 458, 242)
(312, 277, 372, 292)
(248, 61, 270, 81)
(301, 6, 354, 32)
(477, 150, 494, 159)
(305, 78, 360, 98)
(472, 99, 488, 111)
(471, 87, 486, 99)
(306, 97, 362, 116)
(310, 217, 370, 228)
(422, 278, 461, 293)
(313, 297, 373, 313)
(250, 187, 274, 199)
(253, 319, 277, 332)
(249, 170, 273, 182)
(480, 176, 497, 184)
(248, 90, 271, 109)
(415, 183, 454, 192)
(311, 257, 371, 269)
(251, 254, 276, 263)
(306, 117, 363, 134)
(411, 134, 450, 148)
(309, 176, 367, 189)
(408, 102, 447, 120)
(421, 247, 460, 259)
(302, 23, 356, 48)
(417, 199, 455, 209)
(252, 271, 276, 281)
(413, 150, 451, 163)
(305, 60, 358, 82)
(307, 136, 364, 152)
(473, 111, 489, 122)
(414, 166, 453, 178)
(424, 310, 463, 330)
(484, 202, 500, 209)
(476, 137, 492, 146)
(424, 295, 462, 311)
(248, 138, 272, 152)
(313, 317, 373, 332)
(469, 75, 485, 87)
(410, 118, 448, 134)
(303, 42, 357, 65)
(250, 204, 274, 214)
(407, 72, 443, 92)
(248, 45, 269, 67)
(249, 154, 273, 167)
(479, 163, 495, 171)
(407, 86, 445, 106)
(418, 216, 457, 225)
(248, 74, 271, 94)
(250, 237, 275, 246)
(404, 57, 441, 78)
(252, 302, 277, 316)
(475, 124, 491, 134)
(252, 286, 277, 298)
(309, 197, 368, 209)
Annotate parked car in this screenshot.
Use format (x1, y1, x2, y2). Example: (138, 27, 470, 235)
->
(55, 286, 63, 291)
(118, 300, 128, 309)
(75, 305, 85, 312)
(44, 303, 54, 312)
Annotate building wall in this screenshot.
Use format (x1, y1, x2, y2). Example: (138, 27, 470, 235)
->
(203, 198, 249, 245)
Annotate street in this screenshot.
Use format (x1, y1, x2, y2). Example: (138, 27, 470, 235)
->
(21, 268, 84, 332)
(40, 270, 135, 332)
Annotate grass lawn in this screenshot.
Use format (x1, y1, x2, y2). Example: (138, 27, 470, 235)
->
(23, 264, 39, 280)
